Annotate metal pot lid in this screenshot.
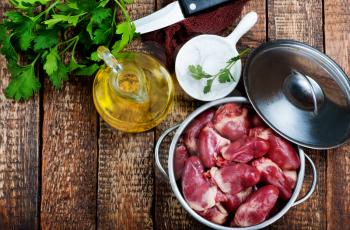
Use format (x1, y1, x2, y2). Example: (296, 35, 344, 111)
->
(243, 40, 350, 149)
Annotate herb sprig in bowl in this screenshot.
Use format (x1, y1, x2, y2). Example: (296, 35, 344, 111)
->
(188, 48, 250, 94)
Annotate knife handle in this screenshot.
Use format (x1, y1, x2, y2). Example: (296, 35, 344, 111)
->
(178, 0, 231, 17)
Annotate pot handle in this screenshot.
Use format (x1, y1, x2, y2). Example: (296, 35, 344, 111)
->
(292, 153, 317, 207)
(155, 124, 180, 179)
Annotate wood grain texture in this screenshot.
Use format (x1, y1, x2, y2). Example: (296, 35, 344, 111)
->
(97, 1, 156, 229)
(40, 78, 98, 230)
(153, 0, 201, 227)
(268, 1, 326, 229)
(153, 1, 266, 229)
(324, 0, 350, 229)
(237, 0, 267, 50)
(0, 1, 40, 229)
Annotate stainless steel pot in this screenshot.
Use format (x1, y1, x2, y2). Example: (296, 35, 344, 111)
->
(155, 97, 317, 230)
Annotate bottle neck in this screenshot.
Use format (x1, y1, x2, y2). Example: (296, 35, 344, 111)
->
(98, 46, 148, 103)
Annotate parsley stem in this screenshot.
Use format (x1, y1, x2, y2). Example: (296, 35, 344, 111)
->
(112, 7, 118, 27)
(33, 0, 60, 22)
(30, 54, 41, 66)
(59, 35, 80, 46)
(59, 36, 79, 56)
(115, 0, 130, 21)
(71, 36, 80, 57)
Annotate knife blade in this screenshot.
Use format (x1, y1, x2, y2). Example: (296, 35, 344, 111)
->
(133, 0, 231, 34)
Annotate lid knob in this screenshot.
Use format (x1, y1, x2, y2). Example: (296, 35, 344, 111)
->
(282, 70, 325, 115)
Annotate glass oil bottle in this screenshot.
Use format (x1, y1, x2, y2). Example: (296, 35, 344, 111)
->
(93, 47, 174, 132)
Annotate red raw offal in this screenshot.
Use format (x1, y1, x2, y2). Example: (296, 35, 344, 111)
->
(198, 204, 229, 225)
(233, 185, 279, 227)
(249, 127, 300, 170)
(198, 122, 230, 168)
(252, 114, 266, 127)
(213, 103, 250, 141)
(283, 170, 297, 189)
(142, 0, 247, 69)
(223, 187, 253, 212)
(182, 156, 219, 211)
(174, 145, 189, 180)
(221, 135, 270, 163)
(210, 164, 260, 195)
(252, 157, 292, 200)
(249, 127, 273, 140)
(184, 109, 215, 154)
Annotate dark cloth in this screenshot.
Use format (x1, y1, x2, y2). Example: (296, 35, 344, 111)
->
(142, 0, 248, 69)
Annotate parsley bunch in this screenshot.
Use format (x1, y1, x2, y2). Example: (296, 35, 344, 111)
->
(188, 48, 251, 94)
(0, 0, 136, 101)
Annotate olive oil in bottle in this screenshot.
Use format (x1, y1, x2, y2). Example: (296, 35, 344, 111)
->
(93, 47, 174, 132)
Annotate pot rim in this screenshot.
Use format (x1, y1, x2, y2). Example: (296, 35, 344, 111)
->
(167, 96, 306, 230)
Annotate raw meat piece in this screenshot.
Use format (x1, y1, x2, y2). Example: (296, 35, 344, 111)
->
(198, 122, 230, 168)
(223, 187, 253, 212)
(174, 145, 189, 180)
(198, 204, 228, 225)
(184, 110, 215, 154)
(249, 127, 300, 170)
(283, 170, 297, 189)
(213, 103, 250, 141)
(252, 157, 292, 200)
(182, 156, 218, 211)
(249, 127, 273, 140)
(233, 185, 279, 227)
(213, 154, 236, 167)
(221, 136, 270, 163)
(266, 135, 300, 170)
(210, 164, 260, 195)
(252, 114, 265, 127)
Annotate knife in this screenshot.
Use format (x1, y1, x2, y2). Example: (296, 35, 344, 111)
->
(133, 0, 231, 34)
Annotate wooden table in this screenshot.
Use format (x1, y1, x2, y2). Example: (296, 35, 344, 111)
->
(0, 0, 349, 229)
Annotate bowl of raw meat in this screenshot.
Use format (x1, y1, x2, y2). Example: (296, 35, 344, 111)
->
(155, 97, 317, 229)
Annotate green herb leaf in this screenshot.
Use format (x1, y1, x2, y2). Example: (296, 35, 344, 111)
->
(5, 12, 35, 51)
(92, 8, 112, 24)
(93, 24, 112, 44)
(43, 47, 59, 75)
(48, 61, 69, 89)
(218, 69, 233, 83)
(44, 13, 87, 28)
(188, 65, 211, 80)
(0, 34, 18, 62)
(112, 21, 136, 53)
(4, 63, 41, 101)
(98, 0, 110, 7)
(90, 51, 100, 61)
(68, 57, 86, 71)
(203, 79, 213, 94)
(74, 63, 99, 76)
(33, 29, 59, 51)
(87, 7, 112, 39)
(4, 11, 27, 23)
(9, 0, 51, 9)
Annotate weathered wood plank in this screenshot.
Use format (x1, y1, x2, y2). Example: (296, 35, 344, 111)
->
(324, 0, 350, 229)
(153, 0, 200, 228)
(0, 1, 40, 229)
(153, 1, 266, 229)
(97, 1, 156, 229)
(40, 77, 98, 229)
(237, 0, 267, 50)
(267, 1, 326, 229)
